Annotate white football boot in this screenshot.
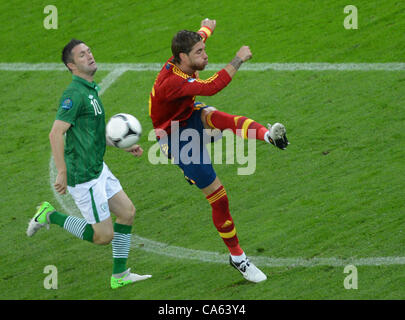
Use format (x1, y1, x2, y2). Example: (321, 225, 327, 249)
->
(111, 268, 152, 289)
(265, 122, 289, 150)
(229, 256, 267, 283)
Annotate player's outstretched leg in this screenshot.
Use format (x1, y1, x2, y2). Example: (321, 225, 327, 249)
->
(27, 201, 95, 241)
(205, 110, 289, 149)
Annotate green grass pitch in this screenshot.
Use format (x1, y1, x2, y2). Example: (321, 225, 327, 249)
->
(0, 0, 404, 300)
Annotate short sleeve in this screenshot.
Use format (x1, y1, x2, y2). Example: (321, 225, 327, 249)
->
(56, 89, 83, 126)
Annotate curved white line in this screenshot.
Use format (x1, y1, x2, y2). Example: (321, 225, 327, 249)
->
(49, 156, 405, 268)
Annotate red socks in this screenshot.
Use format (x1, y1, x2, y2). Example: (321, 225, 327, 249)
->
(206, 110, 268, 141)
(206, 186, 243, 256)
(204, 111, 265, 256)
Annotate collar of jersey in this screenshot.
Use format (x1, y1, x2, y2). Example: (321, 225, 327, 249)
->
(72, 75, 99, 91)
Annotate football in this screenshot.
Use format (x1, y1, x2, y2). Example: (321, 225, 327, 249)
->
(106, 113, 142, 149)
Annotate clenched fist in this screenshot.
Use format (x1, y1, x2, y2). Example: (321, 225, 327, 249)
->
(236, 46, 252, 62)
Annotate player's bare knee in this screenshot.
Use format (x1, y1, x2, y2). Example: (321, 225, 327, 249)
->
(100, 235, 113, 245)
(128, 204, 136, 222)
(121, 204, 135, 225)
(94, 231, 114, 245)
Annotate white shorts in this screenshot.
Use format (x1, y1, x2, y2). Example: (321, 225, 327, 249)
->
(67, 162, 123, 224)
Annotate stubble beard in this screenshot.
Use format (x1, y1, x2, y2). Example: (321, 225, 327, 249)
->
(191, 61, 207, 71)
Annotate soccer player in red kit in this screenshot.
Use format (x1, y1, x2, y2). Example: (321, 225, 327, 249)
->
(149, 19, 289, 283)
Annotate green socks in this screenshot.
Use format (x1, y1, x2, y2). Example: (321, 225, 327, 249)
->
(112, 223, 132, 274)
(49, 211, 94, 242)
(49, 212, 132, 274)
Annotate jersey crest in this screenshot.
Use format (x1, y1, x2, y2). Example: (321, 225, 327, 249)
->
(61, 98, 73, 110)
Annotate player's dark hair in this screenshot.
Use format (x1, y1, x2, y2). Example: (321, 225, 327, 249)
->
(171, 30, 202, 64)
(62, 39, 84, 72)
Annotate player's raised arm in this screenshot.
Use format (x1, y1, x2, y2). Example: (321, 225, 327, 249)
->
(224, 46, 253, 78)
(197, 18, 252, 78)
(197, 18, 216, 42)
(166, 45, 252, 99)
(163, 21, 251, 99)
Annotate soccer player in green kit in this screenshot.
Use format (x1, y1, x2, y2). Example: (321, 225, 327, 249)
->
(26, 39, 151, 289)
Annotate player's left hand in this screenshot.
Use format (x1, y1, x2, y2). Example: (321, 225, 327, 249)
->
(126, 144, 143, 157)
(201, 18, 216, 33)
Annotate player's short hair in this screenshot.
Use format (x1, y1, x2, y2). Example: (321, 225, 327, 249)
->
(62, 39, 84, 72)
(171, 30, 202, 64)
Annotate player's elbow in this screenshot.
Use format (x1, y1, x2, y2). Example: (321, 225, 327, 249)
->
(49, 127, 65, 150)
(48, 129, 56, 143)
(49, 127, 61, 144)
(49, 120, 71, 143)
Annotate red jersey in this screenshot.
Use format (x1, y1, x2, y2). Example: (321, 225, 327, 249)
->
(149, 57, 232, 136)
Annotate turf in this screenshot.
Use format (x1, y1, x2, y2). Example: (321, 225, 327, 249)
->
(0, 0, 404, 301)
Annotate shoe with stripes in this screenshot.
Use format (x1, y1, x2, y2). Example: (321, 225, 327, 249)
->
(26, 201, 55, 237)
(229, 255, 267, 283)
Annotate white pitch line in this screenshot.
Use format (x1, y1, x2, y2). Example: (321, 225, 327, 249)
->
(98, 68, 127, 96)
(132, 235, 405, 267)
(1, 62, 405, 72)
(48, 163, 405, 268)
(42, 63, 405, 268)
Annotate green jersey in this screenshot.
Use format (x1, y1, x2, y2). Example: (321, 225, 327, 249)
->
(56, 75, 106, 186)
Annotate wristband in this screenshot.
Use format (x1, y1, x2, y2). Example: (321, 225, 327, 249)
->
(198, 26, 213, 40)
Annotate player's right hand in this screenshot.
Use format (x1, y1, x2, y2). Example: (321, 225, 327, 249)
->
(201, 18, 216, 32)
(236, 46, 253, 62)
(54, 171, 67, 194)
(125, 144, 143, 157)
